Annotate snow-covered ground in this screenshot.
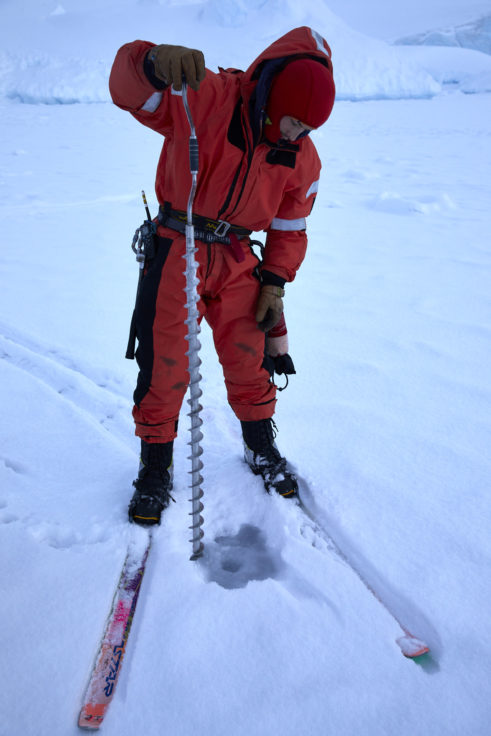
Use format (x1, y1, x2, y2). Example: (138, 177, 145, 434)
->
(1, 1, 491, 735)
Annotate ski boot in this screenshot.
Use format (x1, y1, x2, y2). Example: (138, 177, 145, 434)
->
(128, 440, 174, 525)
(241, 418, 298, 497)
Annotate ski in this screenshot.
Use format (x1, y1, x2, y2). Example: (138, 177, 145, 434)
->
(294, 483, 430, 659)
(78, 530, 152, 730)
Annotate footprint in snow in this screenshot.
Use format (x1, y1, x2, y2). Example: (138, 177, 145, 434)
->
(205, 524, 283, 590)
(27, 520, 111, 549)
(1, 456, 28, 475)
(0, 496, 19, 524)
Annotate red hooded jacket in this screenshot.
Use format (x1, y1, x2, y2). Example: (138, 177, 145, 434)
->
(109, 26, 334, 284)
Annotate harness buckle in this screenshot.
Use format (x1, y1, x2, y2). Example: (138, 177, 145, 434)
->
(214, 220, 231, 237)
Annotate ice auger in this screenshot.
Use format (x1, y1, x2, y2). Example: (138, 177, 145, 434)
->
(182, 80, 205, 560)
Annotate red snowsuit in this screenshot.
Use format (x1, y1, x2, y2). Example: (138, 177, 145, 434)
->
(109, 27, 333, 443)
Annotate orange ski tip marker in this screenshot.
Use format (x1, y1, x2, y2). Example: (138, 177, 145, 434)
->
(78, 702, 107, 730)
(397, 633, 430, 659)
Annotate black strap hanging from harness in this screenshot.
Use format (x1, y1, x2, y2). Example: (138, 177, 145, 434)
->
(125, 194, 157, 360)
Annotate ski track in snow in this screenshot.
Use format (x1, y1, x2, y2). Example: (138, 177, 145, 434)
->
(0, 321, 135, 551)
(0, 322, 131, 438)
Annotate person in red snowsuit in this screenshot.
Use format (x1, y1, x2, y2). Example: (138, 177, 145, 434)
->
(109, 26, 335, 524)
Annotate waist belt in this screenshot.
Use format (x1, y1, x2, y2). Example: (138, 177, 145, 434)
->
(158, 205, 251, 246)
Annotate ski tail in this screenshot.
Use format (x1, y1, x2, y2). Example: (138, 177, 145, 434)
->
(78, 530, 151, 730)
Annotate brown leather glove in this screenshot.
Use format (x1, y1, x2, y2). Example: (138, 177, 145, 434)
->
(147, 45, 206, 91)
(255, 285, 285, 332)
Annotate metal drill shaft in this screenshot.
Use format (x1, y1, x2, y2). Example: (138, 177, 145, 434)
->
(182, 81, 204, 560)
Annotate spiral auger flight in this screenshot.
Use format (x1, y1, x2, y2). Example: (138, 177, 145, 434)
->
(182, 80, 205, 560)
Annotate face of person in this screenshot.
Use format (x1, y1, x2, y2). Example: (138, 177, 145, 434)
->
(279, 115, 315, 141)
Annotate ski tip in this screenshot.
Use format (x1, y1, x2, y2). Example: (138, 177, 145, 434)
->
(396, 634, 430, 659)
(78, 704, 106, 730)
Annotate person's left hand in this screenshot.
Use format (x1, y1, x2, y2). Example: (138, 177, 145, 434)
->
(255, 285, 285, 332)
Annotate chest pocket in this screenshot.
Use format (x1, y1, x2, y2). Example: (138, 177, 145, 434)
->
(265, 148, 297, 168)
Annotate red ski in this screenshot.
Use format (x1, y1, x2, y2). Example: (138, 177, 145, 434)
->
(295, 485, 430, 660)
(78, 531, 151, 730)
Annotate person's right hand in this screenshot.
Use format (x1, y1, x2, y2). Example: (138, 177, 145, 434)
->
(148, 45, 206, 91)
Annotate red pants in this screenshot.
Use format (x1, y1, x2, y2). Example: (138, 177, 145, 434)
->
(132, 228, 276, 443)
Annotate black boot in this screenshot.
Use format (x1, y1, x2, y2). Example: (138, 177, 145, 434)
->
(241, 419, 298, 497)
(128, 440, 174, 525)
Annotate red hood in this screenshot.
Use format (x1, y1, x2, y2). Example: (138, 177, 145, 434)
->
(226, 26, 334, 146)
(240, 26, 333, 103)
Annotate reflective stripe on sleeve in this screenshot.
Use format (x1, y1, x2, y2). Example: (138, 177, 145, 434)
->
(141, 91, 163, 112)
(306, 180, 319, 198)
(270, 217, 307, 231)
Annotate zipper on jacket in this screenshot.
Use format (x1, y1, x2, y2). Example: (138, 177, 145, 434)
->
(218, 104, 255, 220)
(217, 157, 244, 220)
(224, 148, 254, 220)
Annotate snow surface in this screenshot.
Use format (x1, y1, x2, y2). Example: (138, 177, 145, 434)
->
(1, 1, 491, 735)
